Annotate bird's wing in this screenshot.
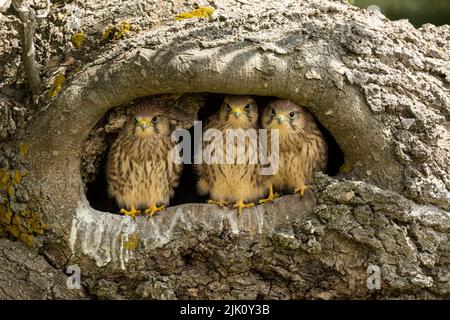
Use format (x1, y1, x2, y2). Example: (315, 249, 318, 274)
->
(167, 140, 183, 190)
(203, 112, 221, 130)
(293, 130, 327, 185)
(307, 129, 328, 173)
(194, 112, 222, 196)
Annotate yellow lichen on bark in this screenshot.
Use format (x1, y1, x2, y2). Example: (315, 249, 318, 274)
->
(0, 205, 12, 225)
(102, 21, 134, 41)
(19, 143, 29, 157)
(0, 167, 47, 247)
(340, 162, 351, 174)
(122, 233, 139, 250)
(70, 31, 86, 49)
(12, 170, 26, 185)
(175, 7, 215, 20)
(48, 73, 66, 97)
(0, 168, 9, 189)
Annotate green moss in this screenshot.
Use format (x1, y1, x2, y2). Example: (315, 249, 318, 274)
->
(102, 21, 134, 41)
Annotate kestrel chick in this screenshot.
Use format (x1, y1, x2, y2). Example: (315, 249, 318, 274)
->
(106, 102, 182, 218)
(196, 95, 265, 214)
(260, 99, 327, 202)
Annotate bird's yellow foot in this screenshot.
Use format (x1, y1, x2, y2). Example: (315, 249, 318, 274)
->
(145, 204, 165, 218)
(294, 185, 309, 197)
(207, 199, 228, 207)
(233, 199, 255, 215)
(120, 205, 141, 218)
(259, 185, 279, 204)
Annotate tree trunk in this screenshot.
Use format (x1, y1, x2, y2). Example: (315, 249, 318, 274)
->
(0, 0, 449, 299)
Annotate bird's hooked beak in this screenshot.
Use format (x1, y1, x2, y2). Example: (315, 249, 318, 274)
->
(276, 114, 287, 124)
(231, 106, 244, 118)
(138, 118, 151, 129)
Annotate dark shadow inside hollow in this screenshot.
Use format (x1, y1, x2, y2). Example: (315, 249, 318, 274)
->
(85, 151, 118, 213)
(84, 93, 344, 213)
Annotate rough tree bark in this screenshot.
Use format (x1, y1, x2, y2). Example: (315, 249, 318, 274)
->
(0, 0, 449, 299)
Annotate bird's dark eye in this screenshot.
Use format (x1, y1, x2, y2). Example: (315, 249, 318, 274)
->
(289, 112, 297, 119)
(270, 108, 276, 116)
(151, 116, 158, 123)
(226, 104, 232, 111)
(133, 116, 138, 123)
(244, 104, 251, 110)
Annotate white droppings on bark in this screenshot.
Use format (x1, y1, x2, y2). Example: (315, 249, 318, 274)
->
(66, 4, 82, 31)
(70, 201, 139, 269)
(68, 196, 313, 270)
(119, 221, 137, 270)
(226, 211, 240, 234)
(254, 205, 265, 234)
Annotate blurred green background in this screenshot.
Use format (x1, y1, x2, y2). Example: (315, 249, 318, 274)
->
(351, 0, 450, 27)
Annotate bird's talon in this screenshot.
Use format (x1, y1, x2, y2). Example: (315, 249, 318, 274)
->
(294, 185, 309, 197)
(233, 200, 255, 215)
(120, 206, 141, 218)
(145, 204, 165, 219)
(259, 185, 279, 204)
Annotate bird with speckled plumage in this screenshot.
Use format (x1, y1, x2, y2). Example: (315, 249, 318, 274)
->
(106, 101, 182, 218)
(196, 95, 266, 214)
(259, 99, 327, 203)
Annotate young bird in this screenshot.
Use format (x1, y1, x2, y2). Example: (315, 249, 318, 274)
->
(106, 101, 182, 218)
(259, 99, 327, 203)
(196, 95, 265, 214)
